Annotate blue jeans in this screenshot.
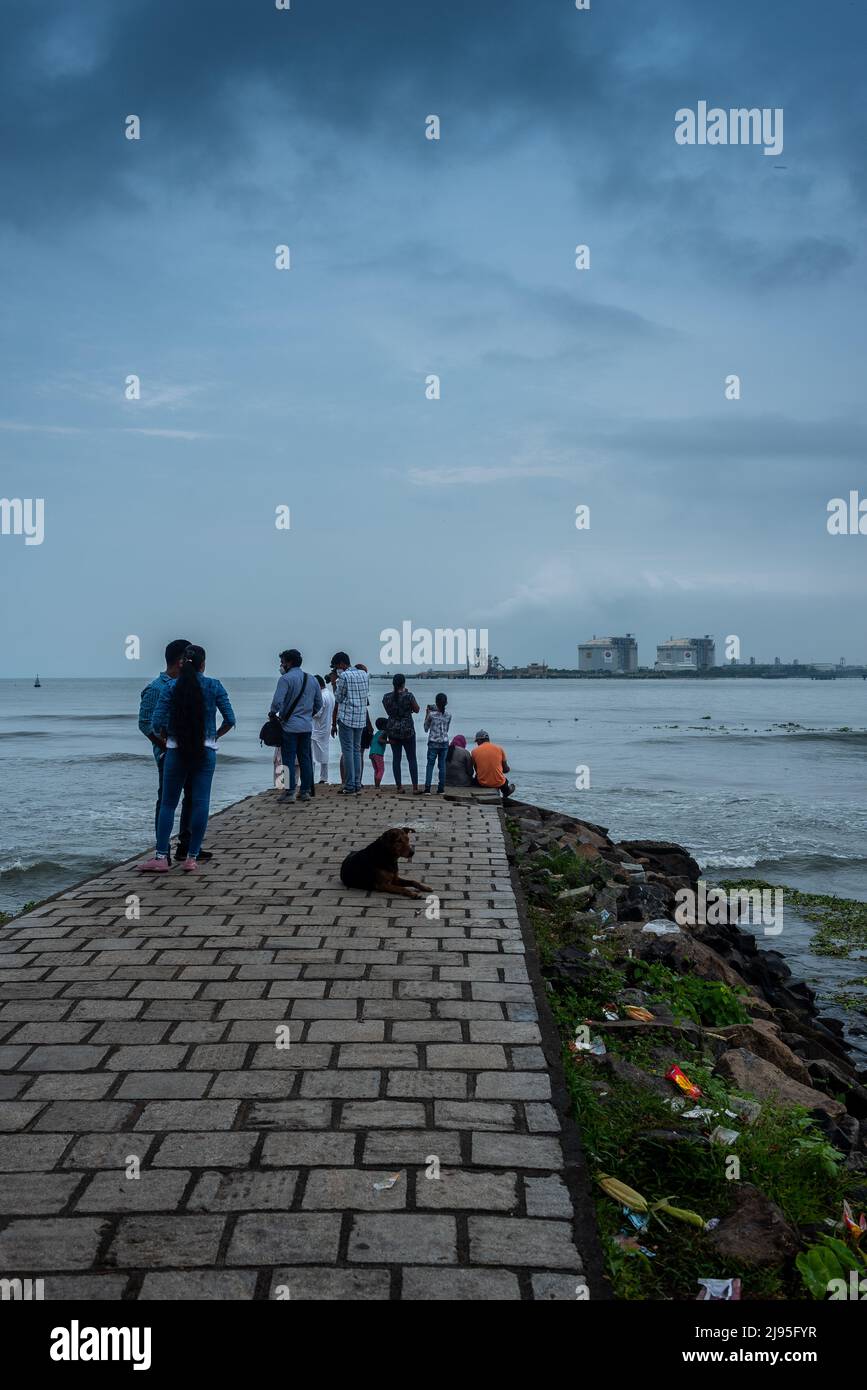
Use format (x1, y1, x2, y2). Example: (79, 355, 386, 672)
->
(391, 734, 418, 789)
(280, 730, 313, 796)
(156, 751, 193, 857)
(155, 748, 216, 858)
(338, 721, 363, 790)
(425, 743, 448, 791)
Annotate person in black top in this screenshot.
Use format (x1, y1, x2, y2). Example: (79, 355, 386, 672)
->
(382, 673, 420, 793)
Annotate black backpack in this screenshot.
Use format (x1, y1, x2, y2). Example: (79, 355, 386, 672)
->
(259, 673, 308, 747)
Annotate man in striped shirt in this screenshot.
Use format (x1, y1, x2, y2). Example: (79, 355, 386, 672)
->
(330, 652, 369, 793)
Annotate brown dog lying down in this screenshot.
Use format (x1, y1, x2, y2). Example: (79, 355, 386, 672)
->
(339, 827, 432, 899)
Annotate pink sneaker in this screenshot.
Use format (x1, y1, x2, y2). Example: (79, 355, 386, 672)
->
(137, 857, 169, 873)
(181, 857, 199, 872)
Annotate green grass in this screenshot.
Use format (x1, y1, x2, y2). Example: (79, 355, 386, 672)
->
(505, 822, 862, 1300)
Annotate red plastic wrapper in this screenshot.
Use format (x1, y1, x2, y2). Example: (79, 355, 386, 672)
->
(666, 1064, 702, 1100)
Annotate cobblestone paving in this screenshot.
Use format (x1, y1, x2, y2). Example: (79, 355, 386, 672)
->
(0, 787, 588, 1300)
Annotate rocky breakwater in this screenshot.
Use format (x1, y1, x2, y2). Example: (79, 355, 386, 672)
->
(505, 799, 867, 1295)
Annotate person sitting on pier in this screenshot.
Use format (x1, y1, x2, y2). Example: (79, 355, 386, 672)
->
(445, 734, 475, 789)
(471, 729, 516, 803)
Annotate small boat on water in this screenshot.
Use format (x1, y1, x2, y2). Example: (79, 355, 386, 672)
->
(34, 674, 41, 688)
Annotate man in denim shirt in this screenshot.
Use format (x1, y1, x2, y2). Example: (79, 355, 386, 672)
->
(138, 638, 210, 863)
(270, 648, 323, 805)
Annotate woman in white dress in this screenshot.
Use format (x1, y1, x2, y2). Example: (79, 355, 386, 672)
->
(311, 675, 334, 784)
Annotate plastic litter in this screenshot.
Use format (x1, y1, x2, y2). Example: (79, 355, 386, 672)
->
(599, 909, 612, 923)
(681, 1106, 714, 1121)
(665, 1065, 702, 1100)
(697, 1278, 741, 1301)
(569, 1035, 607, 1057)
(843, 1199, 867, 1240)
(624, 1208, 650, 1231)
(710, 1126, 740, 1146)
(602, 1006, 619, 1021)
(641, 920, 681, 935)
(372, 1173, 401, 1192)
(704, 1218, 720, 1231)
(624, 1005, 654, 1022)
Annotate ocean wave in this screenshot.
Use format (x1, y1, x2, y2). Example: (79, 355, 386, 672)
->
(0, 730, 49, 739)
(700, 850, 867, 873)
(21, 713, 137, 722)
(0, 854, 112, 886)
(57, 752, 151, 765)
(647, 728, 867, 748)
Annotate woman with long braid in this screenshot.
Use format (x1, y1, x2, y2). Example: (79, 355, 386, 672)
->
(137, 645, 236, 873)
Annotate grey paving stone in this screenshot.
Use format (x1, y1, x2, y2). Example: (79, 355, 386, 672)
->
(134, 1100, 240, 1131)
(0, 1216, 108, 1270)
(426, 1044, 507, 1070)
(139, 1270, 257, 1300)
(187, 1169, 298, 1211)
(299, 1070, 380, 1099)
(363, 1130, 462, 1166)
(402, 1267, 520, 1300)
(106, 1045, 189, 1070)
(19, 1045, 109, 1072)
(76, 1169, 191, 1212)
(0, 1133, 71, 1171)
(90, 1022, 171, 1044)
(209, 1070, 297, 1099)
(0, 1173, 80, 1215)
(469, 1021, 542, 1045)
(44, 1275, 130, 1300)
(474, 1071, 552, 1100)
(302, 1168, 406, 1211)
(116, 1072, 210, 1100)
(227, 1213, 340, 1265)
(261, 1132, 356, 1167)
(532, 1272, 588, 1300)
(269, 1267, 391, 1300)
(525, 1175, 574, 1219)
(415, 1169, 517, 1211)
(24, 1073, 115, 1100)
(108, 1215, 225, 1267)
(34, 1102, 134, 1132)
(337, 1044, 419, 1068)
(469, 1217, 580, 1268)
(434, 1100, 516, 1131)
(340, 1101, 426, 1129)
(152, 1133, 257, 1168)
(245, 1100, 332, 1130)
(525, 1103, 561, 1133)
(61, 1136, 155, 1173)
(348, 1214, 456, 1265)
(386, 1070, 467, 1100)
(471, 1133, 564, 1169)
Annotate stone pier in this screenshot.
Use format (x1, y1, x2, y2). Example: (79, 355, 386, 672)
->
(0, 786, 598, 1300)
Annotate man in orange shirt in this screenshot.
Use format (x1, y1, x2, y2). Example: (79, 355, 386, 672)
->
(471, 730, 516, 804)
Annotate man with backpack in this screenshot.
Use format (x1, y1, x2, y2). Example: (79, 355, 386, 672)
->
(270, 649, 323, 804)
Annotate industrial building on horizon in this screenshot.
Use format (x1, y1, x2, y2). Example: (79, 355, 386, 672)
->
(577, 634, 717, 673)
(578, 635, 639, 674)
(655, 635, 716, 672)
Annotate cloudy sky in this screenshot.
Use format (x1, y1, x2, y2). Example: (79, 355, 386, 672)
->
(1, 0, 864, 677)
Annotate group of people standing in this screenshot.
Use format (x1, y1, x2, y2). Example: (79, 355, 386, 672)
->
(135, 638, 516, 871)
